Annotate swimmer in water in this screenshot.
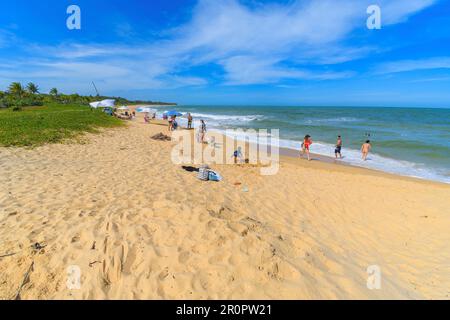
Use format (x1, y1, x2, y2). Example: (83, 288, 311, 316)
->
(361, 140, 371, 161)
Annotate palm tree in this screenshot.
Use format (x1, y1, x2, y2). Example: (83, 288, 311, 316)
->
(26, 82, 39, 94)
(49, 88, 58, 96)
(8, 82, 24, 97)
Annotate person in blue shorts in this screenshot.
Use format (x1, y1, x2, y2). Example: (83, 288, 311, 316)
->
(335, 135, 343, 159)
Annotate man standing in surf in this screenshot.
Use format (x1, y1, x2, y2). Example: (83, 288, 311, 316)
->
(335, 135, 343, 159)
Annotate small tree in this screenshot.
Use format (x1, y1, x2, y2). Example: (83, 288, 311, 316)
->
(27, 82, 40, 94)
(49, 88, 59, 96)
(8, 82, 24, 97)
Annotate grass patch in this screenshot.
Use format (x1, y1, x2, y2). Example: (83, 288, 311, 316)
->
(0, 103, 124, 147)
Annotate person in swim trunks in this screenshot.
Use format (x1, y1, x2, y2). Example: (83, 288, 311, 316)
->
(335, 135, 343, 159)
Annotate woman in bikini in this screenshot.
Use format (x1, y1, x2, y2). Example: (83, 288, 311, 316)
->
(301, 135, 312, 161)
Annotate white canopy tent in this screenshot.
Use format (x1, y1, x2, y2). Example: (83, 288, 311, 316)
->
(89, 99, 116, 109)
(89, 101, 101, 108)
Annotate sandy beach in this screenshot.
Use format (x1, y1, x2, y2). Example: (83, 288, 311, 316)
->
(1, 119, 449, 300)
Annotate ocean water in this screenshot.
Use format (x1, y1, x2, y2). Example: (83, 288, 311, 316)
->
(155, 105, 450, 184)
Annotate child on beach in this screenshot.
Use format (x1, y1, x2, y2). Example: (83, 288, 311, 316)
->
(301, 135, 312, 161)
(233, 147, 243, 164)
(335, 135, 343, 159)
(361, 140, 371, 161)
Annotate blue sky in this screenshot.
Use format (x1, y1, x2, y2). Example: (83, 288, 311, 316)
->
(1, 0, 450, 107)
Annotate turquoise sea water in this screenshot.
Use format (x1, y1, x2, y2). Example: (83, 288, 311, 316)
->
(156, 106, 450, 184)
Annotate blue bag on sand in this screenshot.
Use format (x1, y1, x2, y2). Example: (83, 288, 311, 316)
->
(208, 171, 222, 182)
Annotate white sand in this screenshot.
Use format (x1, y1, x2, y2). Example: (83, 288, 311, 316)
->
(1, 120, 449, 299)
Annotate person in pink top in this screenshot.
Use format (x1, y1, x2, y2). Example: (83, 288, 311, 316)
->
(300, 135, 312, 161)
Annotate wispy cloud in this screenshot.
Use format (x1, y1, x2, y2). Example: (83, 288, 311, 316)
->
(0, 0, 439, 94)
(375, 57, 450, 74)
(381, 0, 437, 24)
(410, 76, 450, 83)
(0, 29, 17, 48)
(115, 23, 136, 38)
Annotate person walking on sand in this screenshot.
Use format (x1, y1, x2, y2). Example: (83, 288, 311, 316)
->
(168, 116, 173, 131)
(187, 113, 193, 129)
(199, 120, 207, 143)
(301, 135, 312, 161)
(335, 135, 343, 159)
(361, 140, 371, 161)
(233, 147, 243, 164)
(172, 117, 179, 130)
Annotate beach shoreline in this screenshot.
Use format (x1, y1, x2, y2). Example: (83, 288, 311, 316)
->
(143, 105, 450, 185)
(143, 115, 449, 187)
(1, 120, 449, 300)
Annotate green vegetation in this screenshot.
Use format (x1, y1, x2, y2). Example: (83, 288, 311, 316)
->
(26, 82, 40, 94)
(0, 103, 124, 147)
(0, 81, 176, 147)
(0, 82, 177, 109)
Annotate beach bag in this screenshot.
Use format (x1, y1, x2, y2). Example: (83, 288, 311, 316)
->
(208, 171, 222, 182)
(197, 165, 210, 181)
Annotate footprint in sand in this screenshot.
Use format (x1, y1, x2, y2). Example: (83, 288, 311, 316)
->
(178, 251, 190, 264)
(101, 243, 128, 285)
(158, 267, 169, 280)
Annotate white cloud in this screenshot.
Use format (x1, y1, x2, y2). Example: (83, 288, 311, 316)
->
(0, 29, 17, 48)
(381, 0, 437, 24)
(0, 0, 438, 93)
(410, 76, 450, 83)
(220, 55, 354, 85)
(375, 57, 450, 74)
(115, 23, 135, 38)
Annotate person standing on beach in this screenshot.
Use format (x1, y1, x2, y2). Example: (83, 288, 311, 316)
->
(187, 113, 193, 129)
(199, 120, 207, 143)
(361, 140, 371, 161)
(335, 135, 343, 159)
(301, 135, 312, 161)
(173, 117, 179, 130)
(233, 147, 243, 164)
(168, 116, 174, 131)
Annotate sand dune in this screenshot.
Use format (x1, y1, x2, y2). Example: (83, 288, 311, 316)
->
(1, 120, 449, 299)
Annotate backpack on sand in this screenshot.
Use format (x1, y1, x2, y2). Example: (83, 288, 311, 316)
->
(197, 165, 210, 181)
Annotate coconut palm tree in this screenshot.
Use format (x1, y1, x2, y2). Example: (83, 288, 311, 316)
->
(49, 88, 58, 96)
(8, 82, 24, 97)
(26, 82, 39, 94)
